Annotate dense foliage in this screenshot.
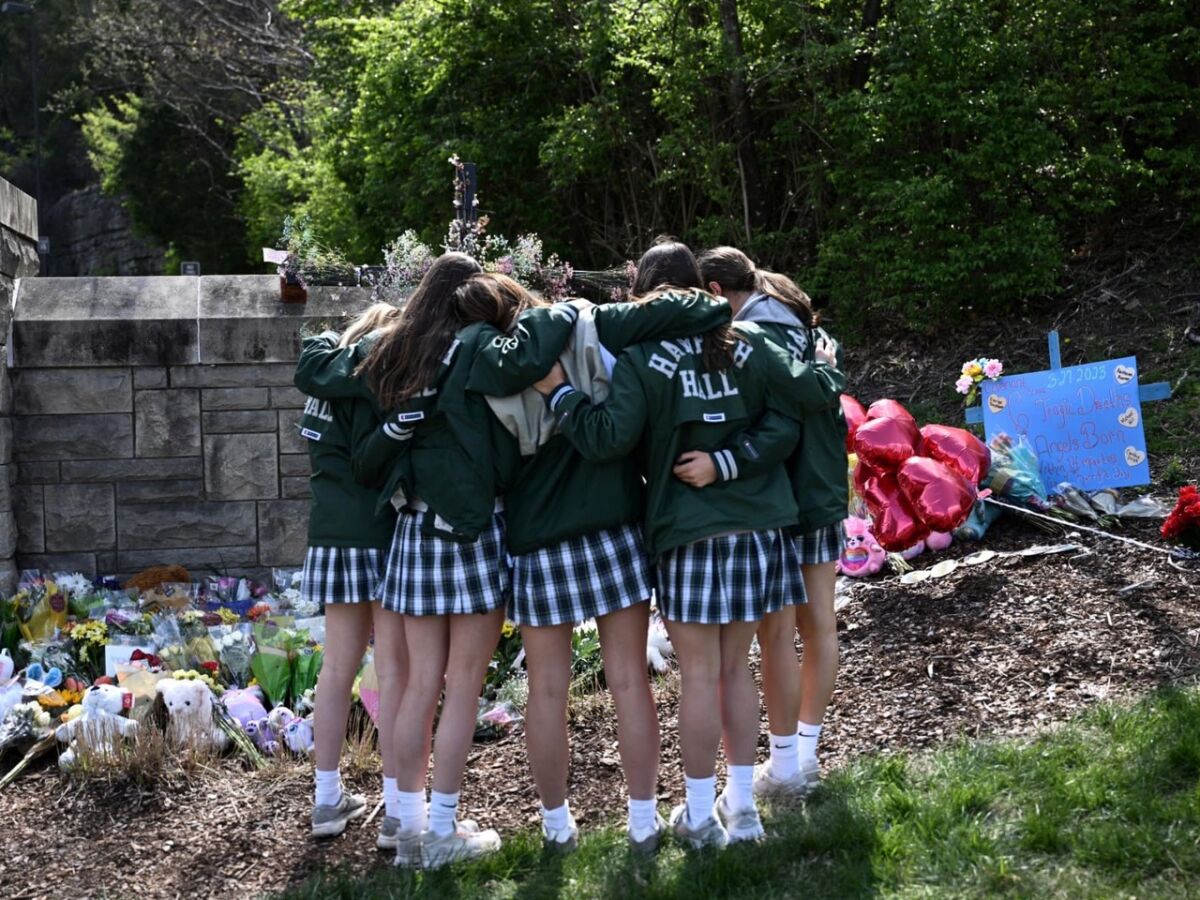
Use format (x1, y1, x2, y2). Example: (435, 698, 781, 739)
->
(3, 0, 1196, 326)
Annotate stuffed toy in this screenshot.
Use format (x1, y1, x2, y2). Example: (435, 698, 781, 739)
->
(646, 615, 674, 673)
(926, 531, 954, 552)
(0, 649, 13, 681)
(283, 715, 315, 755)
(899, 539, 926, 561)
(55, 684, 138, 769)
(156, 677, 229, 751)
(245, 717, 279, 755)
(23, 662, 63, 693)
(0, 655, 21, 725)
(837, 516, 888, 577)
(221, 686, 268, 730)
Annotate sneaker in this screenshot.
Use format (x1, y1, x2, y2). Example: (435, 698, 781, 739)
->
(800, 757, 821, 792)
(311, 792, 367, 839)
(715, 791, 766, 843)
(543, 814, 579, 854)
(421, 819, 502, 870)
(628, 813, 667, 856)
(668, 803, 729, 850)
(392, 824, 423, 868)
(752, 763, 811, 805)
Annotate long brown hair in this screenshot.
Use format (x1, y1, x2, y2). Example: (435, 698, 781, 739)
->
(631, 241, 736, 372)
(453, 273, 543, 332)
(358, 252, 482, 409)
(696, 245, 817, 327)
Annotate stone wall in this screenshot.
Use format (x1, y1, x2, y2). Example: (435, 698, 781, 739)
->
(1, 178, 40, 593)
(45, 187, 165, 277)
(8, 273, 372, 582)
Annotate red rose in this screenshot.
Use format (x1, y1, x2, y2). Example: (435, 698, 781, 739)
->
(200, 660, 219, 673)
(1161, 485, 1200, 550)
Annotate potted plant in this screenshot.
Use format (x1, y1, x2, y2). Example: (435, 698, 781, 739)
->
(276, 215, 357, 304)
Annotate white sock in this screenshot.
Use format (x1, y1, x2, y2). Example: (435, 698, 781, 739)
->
(725, 764, 755, 812)
(684, 775, 716, 826)
(397, 789, 427, 833)
(383, 776, 400, 820)
(628, 797, 658, 840)
(542, 801, 571, 833)
(314, 768, 342, 807)
(798, 720, 823, 763)
(768, 731, 800, 779)
(428, 789, 459, 836)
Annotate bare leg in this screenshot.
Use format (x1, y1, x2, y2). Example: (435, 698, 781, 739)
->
(429, 609, 506, 794)
(757, 608, 801, 740)
(371, 606, 409, 780)
(664, 620, 722, 778)
(796, 562, 839, 727)
(718, 620, 763, 767)
(392, 615, 448, 792)
(596, 601, 659, 801)
(313, 603, 374, 773)
(519, 623, 573, 810)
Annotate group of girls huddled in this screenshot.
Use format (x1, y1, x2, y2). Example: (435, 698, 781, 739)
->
(292, 238, 848, 869)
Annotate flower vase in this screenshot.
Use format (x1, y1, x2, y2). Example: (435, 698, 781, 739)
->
(280, 273, 307, 305)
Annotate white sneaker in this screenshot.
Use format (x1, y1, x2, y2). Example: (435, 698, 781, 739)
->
(752, 763, 810, 805)
(310, 792, 366, 839)
(420, 819, 501, 869)
(629, 813, 667, 856)
(800, 756, 821, 791)
(715, 791, 766, 843)
(668, 803, 729, 850)
(543, 813, 579, 853)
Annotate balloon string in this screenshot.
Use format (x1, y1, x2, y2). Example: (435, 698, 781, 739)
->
(982, 496, 1174, 556)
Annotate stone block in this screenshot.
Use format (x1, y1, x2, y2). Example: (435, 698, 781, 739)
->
(0, 477, 13, 558)
(277, 410, 306, 454)
(197, 275, 372, 364)
(202, 410, 277, 434)
(0, 559, 17, 597)
(205, 433, 278, 500)
(168, 363, 296, 389)
(60, 456, 200, 483)
(95, 552, 118, 574)
(134, 367, 168, 389)
(16, 552, 97, 576)
(0, 365, 12, 416)
(16, 461, 59, 484)
(2, 228, 38, 284)
(257, 500, 308, 567)
(117, 500, 257, 550)
(202, 388, 269, 410)
(0, 179, 37, 239)
(13, 484, 44, 553)
(44, 483, 116, 551)
(116, 545, 260, 573)
(11, 277, 198, 368)
(282, 477, 311, 499)
(0, 418, 11, 465)
(12, 369, 133, 415)
(135, 389, 201, 457)
(279, 454, 311, 477)
(13, 414, 133, 461)
(270, 386, 307, 409)
(116, 479, 205, 504)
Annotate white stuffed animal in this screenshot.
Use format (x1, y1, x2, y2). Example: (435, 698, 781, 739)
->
(646, 615, 675, 673)
(156, 678, 229, 752)
(55, 684, 138, 769)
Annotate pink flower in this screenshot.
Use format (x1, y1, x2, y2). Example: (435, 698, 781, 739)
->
(955, 375, 974, 395)
(983, 359, 1004, 379)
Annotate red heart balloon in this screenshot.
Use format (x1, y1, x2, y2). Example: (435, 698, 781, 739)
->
(854, 415, 921, 471)
(861, 471, 930, 551)
(841, 395, 868, 452)
(920, 424, 992, 485)
(853, 458, 877, 495)
(866, 399, 918, 429)
(897, 456, 977, 533)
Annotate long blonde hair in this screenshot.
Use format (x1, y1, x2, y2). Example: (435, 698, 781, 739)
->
(338, 302, 402, 348)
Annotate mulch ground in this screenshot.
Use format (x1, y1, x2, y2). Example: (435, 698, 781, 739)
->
(1, 517, 1197, 900)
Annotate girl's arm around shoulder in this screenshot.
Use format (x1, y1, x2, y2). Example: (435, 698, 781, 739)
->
(674, 410, 800, 488)
(743, 325, 846, 420)
(537, 352, 648, 462)
(593, 289, 731, 351)
(295, 332, 374, 402)
(350, 409, 414, 489)
(464, 304, 580, 397)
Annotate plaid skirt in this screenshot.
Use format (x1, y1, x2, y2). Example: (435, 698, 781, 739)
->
(300, 546, 383, 608)
(379, 510, 510, 616)
(793, 523, 844, 566)
(655, 528, 807, 624)
(510, 524, 652, 627)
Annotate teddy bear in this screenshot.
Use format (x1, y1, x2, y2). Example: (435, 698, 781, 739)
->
(836, 516, 888, 577)
(244, 717, 279, 755)
(156, 677, 229, 752)
(645, 615, 674, 673)
(282, 715, 314, 755)
(221, 685, 268, 730)
(55, 683, 138, 769)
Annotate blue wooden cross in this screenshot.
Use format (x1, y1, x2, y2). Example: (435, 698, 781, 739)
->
(964, 330, 1173, 424)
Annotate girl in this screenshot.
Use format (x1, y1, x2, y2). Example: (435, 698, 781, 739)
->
(297, 252, 520, 869)
(533, 242, 841, 847)
(294, 302, 407, 842)
(682, 246, 847, 801)
(455, 272, 730, 854)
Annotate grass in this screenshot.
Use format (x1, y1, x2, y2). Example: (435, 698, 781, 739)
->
(278, 686, 1200, 899)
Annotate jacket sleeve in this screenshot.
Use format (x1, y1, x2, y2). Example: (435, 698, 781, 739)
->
(351, 411, 413, 489)
(294, 332, 372, 401)
(760, 337, 847, 420)
(464, 305, 579, 396)
(707, 411, 800, 484)
(593, 290, 732, 350)
(546, 354, 647, 462)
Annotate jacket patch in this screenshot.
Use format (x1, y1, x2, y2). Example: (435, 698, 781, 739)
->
(300, 427, 323, 441)
(395, 411, 425, 423)
(703, 412, 727, 423)
(740, 437, 761, 461)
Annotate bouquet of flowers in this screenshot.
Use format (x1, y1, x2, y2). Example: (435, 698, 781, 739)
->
(955, 357, 1004, 407)
(1162, 485, 1200, 551)
(484, 620, 524, 698)
(65, 620, 108, 682)
(210, 624, 254, 686)
(14, 573, 67, 642)
(250, 619, 310, 707)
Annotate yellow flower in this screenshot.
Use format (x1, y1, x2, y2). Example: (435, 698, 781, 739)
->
(501, 621, 516, 639)
(217, 608, 240, 626)
(966, 362, 983, 377)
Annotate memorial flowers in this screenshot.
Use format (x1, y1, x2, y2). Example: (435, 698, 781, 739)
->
(955, 357, 1004, 406)
(1161, 485, 1200, 551)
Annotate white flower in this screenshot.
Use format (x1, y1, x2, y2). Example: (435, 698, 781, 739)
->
(56, 572, 93, 598)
